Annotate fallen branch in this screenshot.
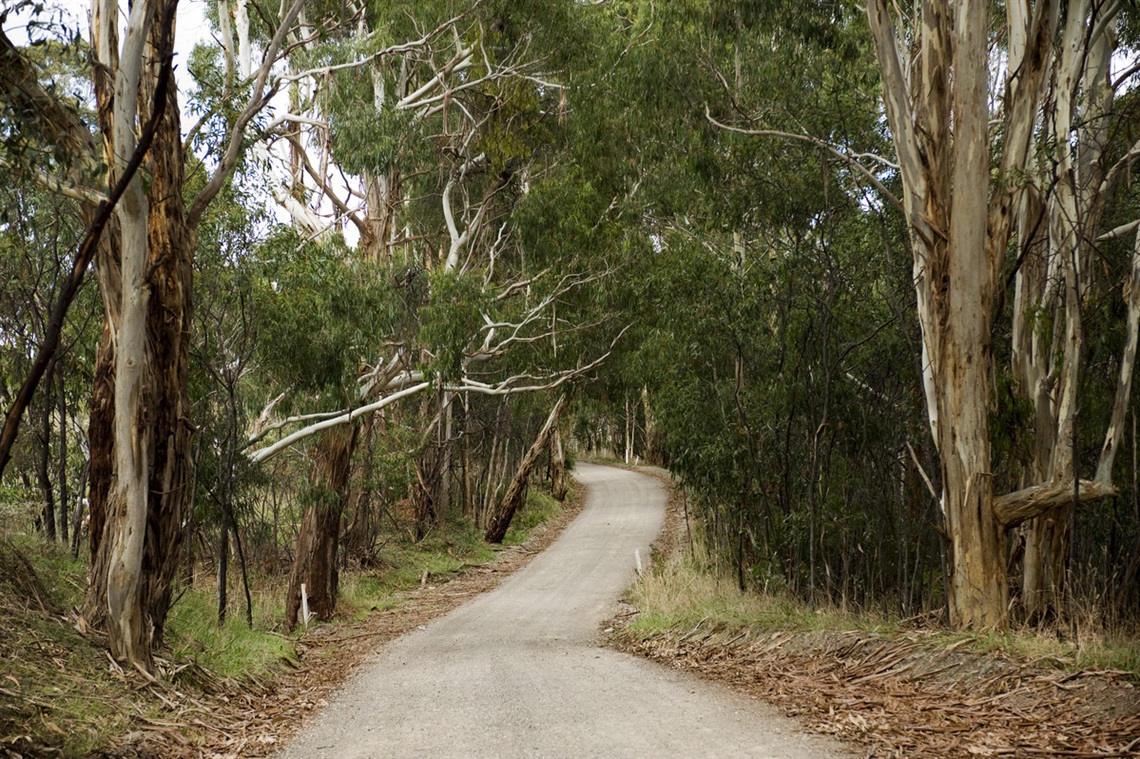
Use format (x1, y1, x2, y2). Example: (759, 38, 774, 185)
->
(994, 479, 1117, 529)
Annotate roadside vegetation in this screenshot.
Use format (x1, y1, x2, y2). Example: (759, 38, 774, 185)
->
(627, 551, 1140, 679)
(3, 0, 1140, 752)
(0, 486, 565, 756)
(622, 480, 1140, 679)
(611, 479, 1140, 757)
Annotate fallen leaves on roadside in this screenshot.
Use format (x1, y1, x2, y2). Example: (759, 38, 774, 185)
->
(613, 619, 1140, 758)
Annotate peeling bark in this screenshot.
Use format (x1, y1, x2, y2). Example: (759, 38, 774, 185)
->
(82, 0, 192, 669)
(865, 0, 1056, 629)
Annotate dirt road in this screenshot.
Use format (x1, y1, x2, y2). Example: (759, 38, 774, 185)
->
(277, 463, 852, 758)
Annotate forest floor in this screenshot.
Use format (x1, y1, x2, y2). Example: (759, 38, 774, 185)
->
(606, 466, 1140, 759)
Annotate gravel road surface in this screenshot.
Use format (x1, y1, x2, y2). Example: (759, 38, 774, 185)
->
(277, 462, 852, 758)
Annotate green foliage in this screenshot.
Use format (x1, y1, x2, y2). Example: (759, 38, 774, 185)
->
(418, 272, 491, 381)
(0, 36, 95, 186)
(0, 173, 98, 540)
(559, 0, 938, 615)
(252, 230, 401, 404)
(370, 521, 497, 592)
(327, 76, 420, 175)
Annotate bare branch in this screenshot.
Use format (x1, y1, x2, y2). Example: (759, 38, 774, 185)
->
(995, 480, 1117, 528)
(0, 156, 108, 205)
(275, 15, 465, 84)
(187, 0, 307, 228)
(705, 107, 903, 212)
(280, 132, 368, 241)
(248, 381, 432, 463)
(1098, 219, 1140, 243)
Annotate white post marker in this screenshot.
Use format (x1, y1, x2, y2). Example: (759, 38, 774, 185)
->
(301, 582, 311, 628)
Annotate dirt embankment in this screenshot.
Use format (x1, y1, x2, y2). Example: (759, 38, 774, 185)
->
(607, 468, 1140, 759)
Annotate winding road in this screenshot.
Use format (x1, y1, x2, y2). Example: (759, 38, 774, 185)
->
(278, 463, 852, 758)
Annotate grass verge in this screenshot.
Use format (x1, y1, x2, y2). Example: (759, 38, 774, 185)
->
(626, 558, 897, 638)
(0, 535, 140, 757)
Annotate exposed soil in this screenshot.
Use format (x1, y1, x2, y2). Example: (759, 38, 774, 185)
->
(606, 468, 1140, 759)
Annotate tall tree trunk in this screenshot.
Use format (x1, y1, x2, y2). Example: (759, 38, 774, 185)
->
(866, 0, 1019, 629)
(463, 397, 473, 516)
(82, 332, 115, 631)
(342, 416, 376, 562)
(623, 395, 633, 463)
(37, 374, 56, 541)
(436, 391, 453, 528)
(137, 26, 193, 649)
(550, 424, 567, 502)
(56, 366, 69, 545)
(1019, 2, 1116, 622)
(100, 0, 160, 666)
(218, 521, 229, 624)
(84, 0, 125, 604)
(641, 386, 656, 465)
(83, 0, 192, 668)
(284, 426, 358, 630)
(935, 0, 1009, 630)
(412, 457, 435, 541)
(485, 396, 565, 544)
(70, 461, 87, 559)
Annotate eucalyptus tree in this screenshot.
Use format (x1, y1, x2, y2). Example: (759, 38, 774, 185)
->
(687, 0, 1140, 627)
(0, 178, 98, 544)
(557, 0, 936, 607)
(0, 0, 324, 668)
(862, 0, 1140, 627)
(188, 178, 273, 627)
(215, 0, 620, 627)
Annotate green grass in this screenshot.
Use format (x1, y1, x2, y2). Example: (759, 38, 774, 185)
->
(933, 626, 1140, 678)
(370, 518, 496, 590)
(625, 554, 1140, 680)
(503, 489, 562, 545)
(165, 588, 296, 678)
(0, 485, 572, 755)
(0, 534, 141, 757)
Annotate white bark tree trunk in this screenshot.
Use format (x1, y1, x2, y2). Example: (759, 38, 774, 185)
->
(866, 0, 1057, 629)
(104, 0, 156, 666)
